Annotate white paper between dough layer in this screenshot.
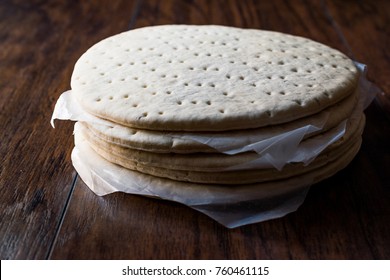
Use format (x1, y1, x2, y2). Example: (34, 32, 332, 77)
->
(72, 133, 312, 228)
(52, 61, 380, 228)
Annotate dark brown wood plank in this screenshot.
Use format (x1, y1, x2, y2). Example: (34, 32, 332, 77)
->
(0, 0, 137, 259)
(52, 172, 382, 260)
(48, 0, 390, 259)
(134, 0, 351, 52)
(324, 0, 390, 259)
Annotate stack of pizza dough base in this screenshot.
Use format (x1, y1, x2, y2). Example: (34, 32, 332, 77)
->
(74, 103, 364, 185)
(70, 25, 364, 194)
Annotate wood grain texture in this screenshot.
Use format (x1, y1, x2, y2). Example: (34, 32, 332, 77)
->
(51, 171, 383, 260)
(0, 0, 137, 259)
(325, 0, 390, 117)
(1, 0, 389, 260)
(135, 0, 348, 45)
(48, 0, 390, 259)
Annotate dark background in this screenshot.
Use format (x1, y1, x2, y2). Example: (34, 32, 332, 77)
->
(0, 0, 389, 259)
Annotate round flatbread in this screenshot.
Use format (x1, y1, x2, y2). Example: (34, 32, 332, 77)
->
(77, 111, 364, 173)
(73, 130, 362, 200)
(71, 25, 359, 131)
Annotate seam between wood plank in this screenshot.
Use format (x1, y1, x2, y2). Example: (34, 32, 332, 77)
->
(45, 174, 78, 260)
(45, 0, 142, 259)
(321, 0, 355, 59)
(128, 0, 143, 30)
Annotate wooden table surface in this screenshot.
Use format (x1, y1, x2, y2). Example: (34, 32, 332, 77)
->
(1, 0, 389, 260)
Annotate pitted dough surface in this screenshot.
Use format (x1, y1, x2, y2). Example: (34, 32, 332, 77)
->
(72, 25, 359, 131)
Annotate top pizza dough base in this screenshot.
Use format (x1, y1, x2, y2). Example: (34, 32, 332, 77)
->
(71, 25, 359, 132)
